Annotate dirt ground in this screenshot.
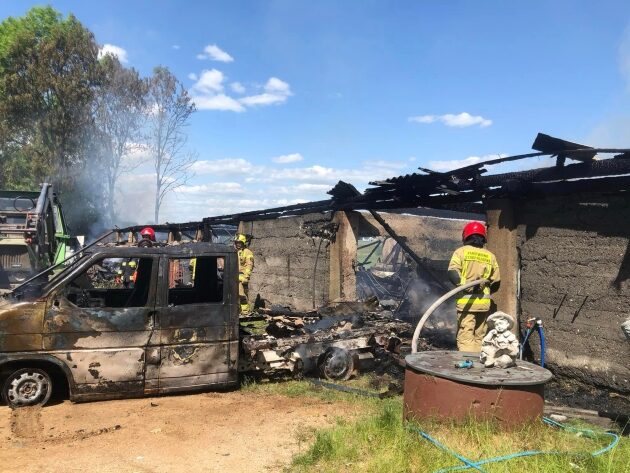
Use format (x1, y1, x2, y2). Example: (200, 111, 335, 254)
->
(0, 390, 350, 473)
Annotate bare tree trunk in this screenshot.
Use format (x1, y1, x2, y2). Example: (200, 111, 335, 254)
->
(147, 66, 196, 225)
(154, 175, 161, 224)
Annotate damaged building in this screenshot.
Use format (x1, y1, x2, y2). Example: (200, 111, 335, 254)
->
(196, 133, 630, 416)
(0, 132, 627, 418)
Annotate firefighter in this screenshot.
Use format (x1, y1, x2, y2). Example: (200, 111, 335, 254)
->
(138, 227, 155, 247)
(234, 233, 254, 315)
(448, 221, 501, 352)
(120, 260, 137, 287)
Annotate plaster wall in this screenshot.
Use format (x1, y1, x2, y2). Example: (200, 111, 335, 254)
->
(239, 213, 333, 311)
(515, 194, 630, 413)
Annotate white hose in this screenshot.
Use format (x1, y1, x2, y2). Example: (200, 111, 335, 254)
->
(411, 278, 489, 353)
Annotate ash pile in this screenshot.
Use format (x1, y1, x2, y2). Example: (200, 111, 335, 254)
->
(239, 298, 427, 383)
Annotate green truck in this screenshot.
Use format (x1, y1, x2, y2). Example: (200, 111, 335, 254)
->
(0, 184, 73, 292)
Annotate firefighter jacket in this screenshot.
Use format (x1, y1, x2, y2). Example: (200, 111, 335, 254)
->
(238, 248, 254, 284)
(448, 245, 500, 312)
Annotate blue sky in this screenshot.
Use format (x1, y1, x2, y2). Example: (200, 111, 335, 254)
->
(3, 1, 630, 223)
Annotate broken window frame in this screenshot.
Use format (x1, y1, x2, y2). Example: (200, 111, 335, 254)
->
(165, 256, 225, 307)
(61, 256, 156, 309)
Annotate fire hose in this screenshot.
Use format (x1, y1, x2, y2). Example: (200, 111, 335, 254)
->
(411, 278, 489, 353)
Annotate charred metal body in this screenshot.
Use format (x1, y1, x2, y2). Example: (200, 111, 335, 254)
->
(403, 351, 553, 427)
(0, 242, 239, 406)
(239, 307, 412, 380)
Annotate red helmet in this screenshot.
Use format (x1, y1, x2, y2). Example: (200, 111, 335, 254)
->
(140, 227, 156, 241)
(462, 221, 486, 241)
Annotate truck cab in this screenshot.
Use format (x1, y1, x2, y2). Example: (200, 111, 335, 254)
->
(0, 184, 74, 294)
(0, 242, 239, 407)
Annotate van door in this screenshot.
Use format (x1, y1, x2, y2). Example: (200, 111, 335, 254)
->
(43, 255, 158, 400)
(156, 254, 234, 392)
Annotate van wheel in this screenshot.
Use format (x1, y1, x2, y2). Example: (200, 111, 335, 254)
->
(2, 368, 53, 408)
(318, 348, 354, 381)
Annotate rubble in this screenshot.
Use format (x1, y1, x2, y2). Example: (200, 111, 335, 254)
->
(239, 300, 415, 381)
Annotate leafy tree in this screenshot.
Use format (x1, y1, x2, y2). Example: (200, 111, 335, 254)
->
(146, 66, 196, 223)
(94, 55, 148, 224)
(0, 6, 60, 75)
(0, 7, 107, 234)
(0, 6, 101, 188)
(0, 6, 62, 189)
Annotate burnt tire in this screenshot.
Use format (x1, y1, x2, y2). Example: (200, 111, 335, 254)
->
(2, 368, 53, 408)
(318, 348, 354, 381)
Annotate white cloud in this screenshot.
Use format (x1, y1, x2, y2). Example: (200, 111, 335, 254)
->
(190, 72, 292, 112)
(190, 70, 245, 111)
(172, 45, 181, 50)
(230, 82, 246, 94)
(274, 183, 332, 194)
(115, 154, 420, 223)
(260, 161, 404, 185)
(293, 183, 331, 192)
(239, 77, 292, 107)
(194, 94, 245, 112)
(427, 154, 506, 172)
(193, 157, 406, 187)
(178, 182, 244, 194)
(191, 158, 261, 175)
(191, 69, 225, 93)
(272, 153, 303, 164)
(98, 44, 128, 64)
(197, 44, 234, 62)
(409, 112, 492, 128)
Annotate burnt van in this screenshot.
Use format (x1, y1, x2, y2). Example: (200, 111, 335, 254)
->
(0, 243, 239, 407)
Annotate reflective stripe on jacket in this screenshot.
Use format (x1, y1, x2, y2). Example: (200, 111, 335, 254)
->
(448, 245, 500, 312)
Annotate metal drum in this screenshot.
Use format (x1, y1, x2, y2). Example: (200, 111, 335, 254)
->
(403, 351, 553, 427)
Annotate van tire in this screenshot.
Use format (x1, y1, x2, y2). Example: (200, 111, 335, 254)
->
(318, 348, 354, 381)
(2, 368, 53, 408)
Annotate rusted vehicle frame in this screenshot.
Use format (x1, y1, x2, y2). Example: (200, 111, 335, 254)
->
(0, 243, 239, 405)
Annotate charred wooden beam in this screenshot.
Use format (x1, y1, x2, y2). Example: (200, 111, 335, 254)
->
(498, 174, 630, 200)
(478, 156, 630, 189)
(532, 133, 596, 162)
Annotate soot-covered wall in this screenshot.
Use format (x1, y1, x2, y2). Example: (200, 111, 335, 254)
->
(516, 194, 630, 413)
(239, 212, 335, 311)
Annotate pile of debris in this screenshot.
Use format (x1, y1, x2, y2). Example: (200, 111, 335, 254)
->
(239, 299, 428, 382)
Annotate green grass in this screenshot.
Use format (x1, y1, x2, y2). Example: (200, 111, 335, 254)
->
(245, 377, 629, 473)
(241, 375, 387, 404)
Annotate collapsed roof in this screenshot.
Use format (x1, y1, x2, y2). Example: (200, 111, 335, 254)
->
(115, 133, 630, 233)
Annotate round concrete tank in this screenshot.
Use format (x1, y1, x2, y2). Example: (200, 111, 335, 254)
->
(403, 351, 553, 427)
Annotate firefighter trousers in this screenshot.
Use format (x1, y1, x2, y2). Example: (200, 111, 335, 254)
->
(456, 310, 489, 352)
(239, 281, 250, 314)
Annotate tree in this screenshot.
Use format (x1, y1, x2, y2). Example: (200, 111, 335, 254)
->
(0, 6, 101, 187)
(94, 55, 148, 224)
(0, 6, 66, 189)
(146, 66, 196, 223)
(0, 7, 107, 235)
